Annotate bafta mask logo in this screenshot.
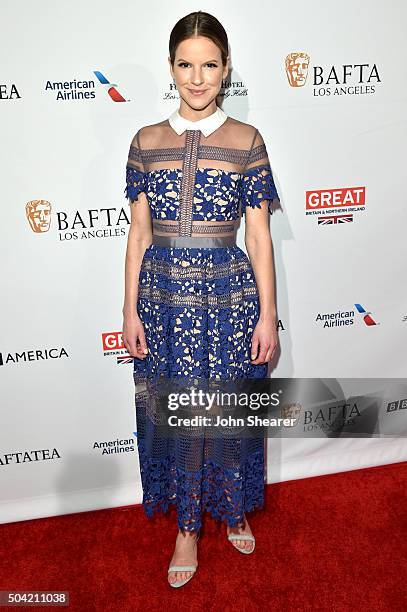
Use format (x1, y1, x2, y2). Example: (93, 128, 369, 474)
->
(285, 53, 310, 87)
(281, 401, 302, 427)
(26, 200, 52, 233)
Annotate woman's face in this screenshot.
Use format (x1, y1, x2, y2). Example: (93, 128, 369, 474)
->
(169, 36, 229, 111)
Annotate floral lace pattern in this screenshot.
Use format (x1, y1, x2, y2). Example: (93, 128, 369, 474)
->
(240, 163, 279, 215)
(124, 165, 278, 218)
(136, 245, 268, 379)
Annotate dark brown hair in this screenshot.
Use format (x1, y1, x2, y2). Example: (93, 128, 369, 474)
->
(169, 11, 229, 66)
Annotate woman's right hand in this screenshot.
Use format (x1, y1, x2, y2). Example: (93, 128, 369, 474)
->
(122, 314, 149, 359)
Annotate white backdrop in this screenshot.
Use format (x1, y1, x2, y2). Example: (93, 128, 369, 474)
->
(1, 0, 407, 524)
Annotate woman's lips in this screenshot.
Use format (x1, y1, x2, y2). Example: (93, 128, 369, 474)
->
(188, 89, 207, 96)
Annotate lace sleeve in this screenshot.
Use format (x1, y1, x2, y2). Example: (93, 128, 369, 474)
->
(124, 129, 147, 205)
(240, 129, 279, 216)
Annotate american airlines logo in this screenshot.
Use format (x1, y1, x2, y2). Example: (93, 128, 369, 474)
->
(44, 70, 128, 102)
(93, 71, 128, 102)
(315, 304, 379, 329)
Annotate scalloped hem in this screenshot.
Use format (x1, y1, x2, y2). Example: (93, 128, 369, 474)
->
(141, 495, 265, 532)
(137, 449, 266, 532)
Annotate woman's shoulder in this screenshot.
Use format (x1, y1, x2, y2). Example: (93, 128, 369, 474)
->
(221, 115, 265, 151)
(225, 114, 258, 133)
(130, 119, 172, 150)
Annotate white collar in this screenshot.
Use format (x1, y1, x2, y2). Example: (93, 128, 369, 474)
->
(168, 105, 228, 137)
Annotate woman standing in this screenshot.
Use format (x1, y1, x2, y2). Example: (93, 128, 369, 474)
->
(122, 11, 279, 588)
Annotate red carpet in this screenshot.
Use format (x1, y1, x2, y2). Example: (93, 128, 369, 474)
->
(0, 461, 406, 611)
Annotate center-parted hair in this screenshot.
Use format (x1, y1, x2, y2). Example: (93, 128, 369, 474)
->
(169, 11, 229, 66)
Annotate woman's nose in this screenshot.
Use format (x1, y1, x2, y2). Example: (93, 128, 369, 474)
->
(191, 70, 204, 84)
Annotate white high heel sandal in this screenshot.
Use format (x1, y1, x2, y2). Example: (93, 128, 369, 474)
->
(227, 532, 256, 554)
(168, 531, 199, 588)
(227, 518, 256, 554)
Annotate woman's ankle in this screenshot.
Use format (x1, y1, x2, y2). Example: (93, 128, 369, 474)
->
(177, 528, 199, 539)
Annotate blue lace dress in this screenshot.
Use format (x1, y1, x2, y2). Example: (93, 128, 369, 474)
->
(124, 114, 278, 532)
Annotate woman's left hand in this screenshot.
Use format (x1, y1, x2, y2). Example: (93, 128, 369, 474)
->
(250, 317, 279, 364)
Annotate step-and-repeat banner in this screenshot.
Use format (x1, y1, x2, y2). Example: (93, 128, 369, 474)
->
(1, 1, 407, 524)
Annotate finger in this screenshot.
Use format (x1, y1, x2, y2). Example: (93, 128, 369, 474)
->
(123, 337, 132, 355)
(264, 341, 277, 362)
(268, 341, 278, 361)
(124, 336, 144, 359)
(250, 336, 259, 361)
(264, 346, 273, 362)
(137, 329, 149, 355)
(128, 343, 142, 358)
(267, 337, 279, 361)
(253, 343, 269, 364)
(133, 345, 147, 359)
(134, 334, 149, 358)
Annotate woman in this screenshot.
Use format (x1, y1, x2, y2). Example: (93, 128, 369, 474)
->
(122, 10, 279, 588)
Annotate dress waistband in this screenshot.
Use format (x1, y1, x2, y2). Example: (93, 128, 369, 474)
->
(153, 220, 237, 235)
(151, 235, 237, 248)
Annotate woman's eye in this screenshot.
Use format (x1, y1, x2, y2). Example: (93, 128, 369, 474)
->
(177, 62, 218, 68)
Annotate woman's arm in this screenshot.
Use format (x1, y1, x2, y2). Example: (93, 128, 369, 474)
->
(245, 205, 278, 365)
(122, 193, 152, 359)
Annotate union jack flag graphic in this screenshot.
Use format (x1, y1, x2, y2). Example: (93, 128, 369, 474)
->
(318, 214, 353, 225)
(117, 355, 133, 364)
